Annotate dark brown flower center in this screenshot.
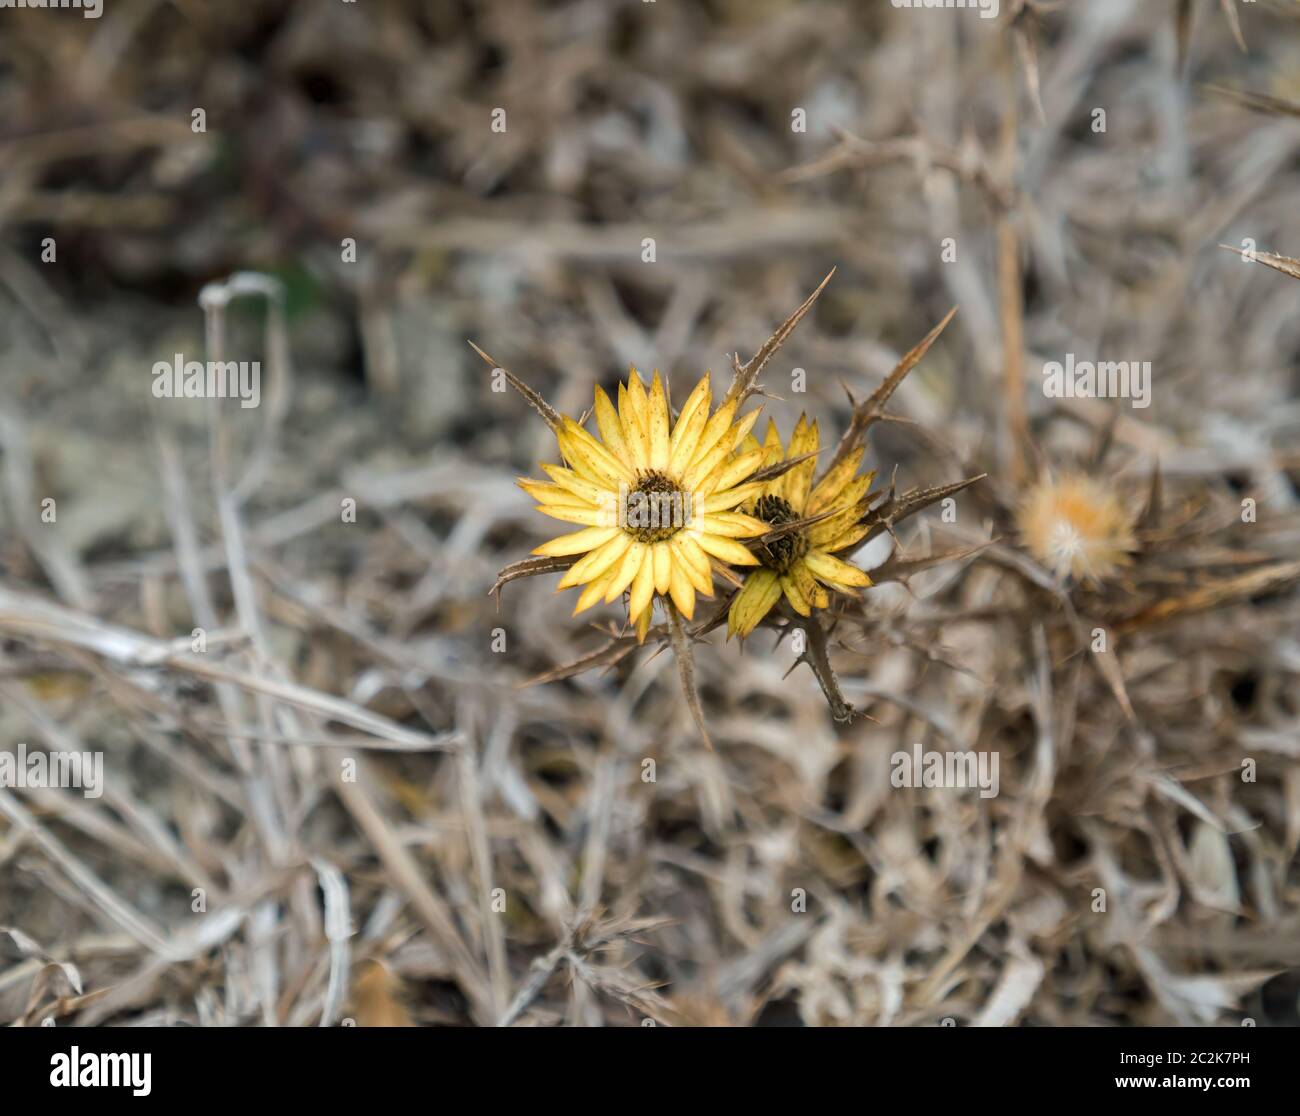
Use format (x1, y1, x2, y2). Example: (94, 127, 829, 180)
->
(622, 471, 690, 543)
(753, 494, 808, 574)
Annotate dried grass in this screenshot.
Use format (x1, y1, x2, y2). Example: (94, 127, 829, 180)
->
(1, 0, 1298, 1027)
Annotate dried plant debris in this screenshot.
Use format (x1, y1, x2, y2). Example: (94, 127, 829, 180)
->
(1220, 244, 1300, 283)
(1, 1, 1299, 1031)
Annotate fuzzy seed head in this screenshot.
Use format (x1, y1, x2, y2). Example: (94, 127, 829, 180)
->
(1016, 473, 1135, 584)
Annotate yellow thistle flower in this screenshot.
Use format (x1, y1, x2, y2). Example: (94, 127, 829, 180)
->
(727, 414, 876, 638)
(1016, 472, 1135, 584)
(518, 369, 769, 642)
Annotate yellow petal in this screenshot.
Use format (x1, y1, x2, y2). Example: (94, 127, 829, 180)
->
(557, 532, 633, 588)
(540, 463, 608, 505)
(593, 386, 633, 469)
(535, 503, 612, 527)
(635, 606, 652, 644)
(694, 531, 760, 566)
(620, 373, 651, 470)
(559, 418, 635, 487)
(685, 397, 739, 473)
(629, 546, 656, 622)
(517, 478, 594, 509)
(682, 417, 755, 491)
(673, 374, 711, 428)
(727, 568, 781, 637)
(701, 482, 761, 512)
(781, 414, 819, 513)
(789, 558, 829, 609)
(668, 379, 712, 478)
(668, 562, 696, 619)
(807, 478, 872, 546)
(760, 419, 783, 469)
(728, 410, 761, 453)
(625, 367, 649, 431)
(699, 446, 764, 495)
(670, 534, 714, 594)
(807, 507, 862, 548)
(653, 541, 672, 595)
(804, 548, 873, 588)
(604, 540, 648, 601)
(780, 571, 811, 616)
(819, 521, 871, 555)
(648, 371, 671, 472)
(670, 412, 710, 480)
(807, 452, 868, 515)
(573, 569, 616, 615)
(556, 431, 611, 488)
(698, 511, 767, 538)
(533, 525, 620, 557)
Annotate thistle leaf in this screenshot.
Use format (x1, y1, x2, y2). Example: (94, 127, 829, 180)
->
(860, 474, 986, 544)
(468, 340, 564, 431)
(748, 449, 821, 486)
(821, 307, 957, 484)
(725, 269, 835, 407)
(490, 556, 577, 604)
(521, 633, 640, 686)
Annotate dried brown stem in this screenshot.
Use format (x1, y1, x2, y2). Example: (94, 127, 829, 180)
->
(792, 617, 855, 723)
(666, 600, 713, 750)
